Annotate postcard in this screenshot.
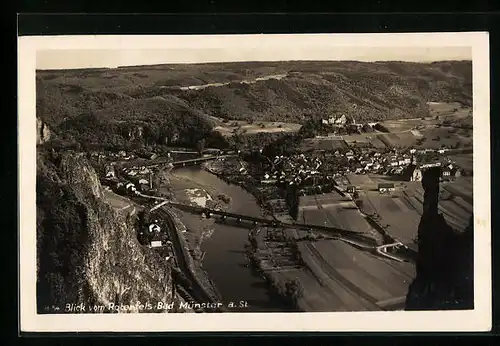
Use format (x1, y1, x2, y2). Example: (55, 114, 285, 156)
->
(18, 32, 491, 332)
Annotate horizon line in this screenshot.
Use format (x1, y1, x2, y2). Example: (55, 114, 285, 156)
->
(36, 59, 473, 72)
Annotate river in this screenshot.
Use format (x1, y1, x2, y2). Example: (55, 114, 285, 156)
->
(172, 166, 293, 312)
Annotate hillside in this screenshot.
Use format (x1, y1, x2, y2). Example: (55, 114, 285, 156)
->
(36, 60, 472, 149)
(36, 150, 175, 313)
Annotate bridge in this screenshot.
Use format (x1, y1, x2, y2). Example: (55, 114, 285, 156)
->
(145, 155, 219, 168)
(167, 201, 375, 243)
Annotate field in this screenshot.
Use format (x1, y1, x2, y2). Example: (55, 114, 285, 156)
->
(416, 127, 472, 149)
(359, 177, 474, 245)
(378, 131, 421, 148)
(379, 118, 440, 132)
(448, 153, 473, 174)
(297, 192, 381, 240)
(441, 177, 474, 205)
(346, 174, 376, 188)
(333, 125, 471, 152)
(293, 240, 415, 311)
(212, 118, 302, 137)
(363, 191, 422, 245)
(332, 103, 473, 150)
(427, 101, 470, 118)
(363, 135, 388, 149)
(342, 134, 372, 145)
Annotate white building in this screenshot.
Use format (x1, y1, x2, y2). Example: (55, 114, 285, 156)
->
(149, 223, 161, 234)
(150, 240, 163, 248)
(126, 182, 136, 191)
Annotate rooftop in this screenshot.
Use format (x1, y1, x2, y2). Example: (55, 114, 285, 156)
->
(378, 183, 395, 188)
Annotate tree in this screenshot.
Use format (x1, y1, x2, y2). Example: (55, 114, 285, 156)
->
(284, 279, 304, 305)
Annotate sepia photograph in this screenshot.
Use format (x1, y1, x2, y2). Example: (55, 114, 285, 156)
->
(19, 33, 491, 332)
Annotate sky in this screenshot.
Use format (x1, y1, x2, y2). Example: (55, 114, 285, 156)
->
(36, 46, 472, 70)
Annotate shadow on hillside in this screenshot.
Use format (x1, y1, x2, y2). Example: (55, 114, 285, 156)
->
(405, 167, 474, 310)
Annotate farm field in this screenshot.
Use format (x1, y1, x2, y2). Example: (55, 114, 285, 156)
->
(342, 134, 372, 144)
(340, 129, 470, 151)
(364, 135, 388, 149)
(296, 240, 415, 311)
(441, 177, 473, 203)
(213, 119, 302, 137)
(416, 127, 471, 149)
(299, 191, 348, 207)
(379, 118, 439, 132)
(346, 174, 376, 188)
(364, 192, 422, 245)
(298, 192, 380, 240)
(398, 177, 473, 233)
(448, 153, 473, 174)
(378, 131, 420, 148)
(427, 102, 470, 117)
(270, 267, 342, 312)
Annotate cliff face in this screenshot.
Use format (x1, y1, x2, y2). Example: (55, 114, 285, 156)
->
(405, 167, 474, 310)
(36, 151, 174, 313)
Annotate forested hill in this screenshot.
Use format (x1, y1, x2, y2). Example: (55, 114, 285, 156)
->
(36, 60, 472, 150)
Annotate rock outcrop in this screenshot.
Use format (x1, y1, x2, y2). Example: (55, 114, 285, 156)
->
(405, 167, 474, 310)
(36, 151, 174, 313)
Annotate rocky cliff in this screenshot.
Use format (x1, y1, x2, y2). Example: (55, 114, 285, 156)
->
(405, 167, 474, 310)
(36, 150, 174, 313)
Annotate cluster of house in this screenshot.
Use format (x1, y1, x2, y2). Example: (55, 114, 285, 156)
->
(90, 150, 136, 161)
(260, 153, 325, 186)
(253, 146, 463, 197)
(343, 149, 415, 175)
(102, 163, 154, 196)
(322, 114, 349, 126)
(320, 114, 377, 134)
(257, 149, 419, 187)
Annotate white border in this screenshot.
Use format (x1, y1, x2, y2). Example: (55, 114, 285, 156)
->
(19, 33, 491, 332)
